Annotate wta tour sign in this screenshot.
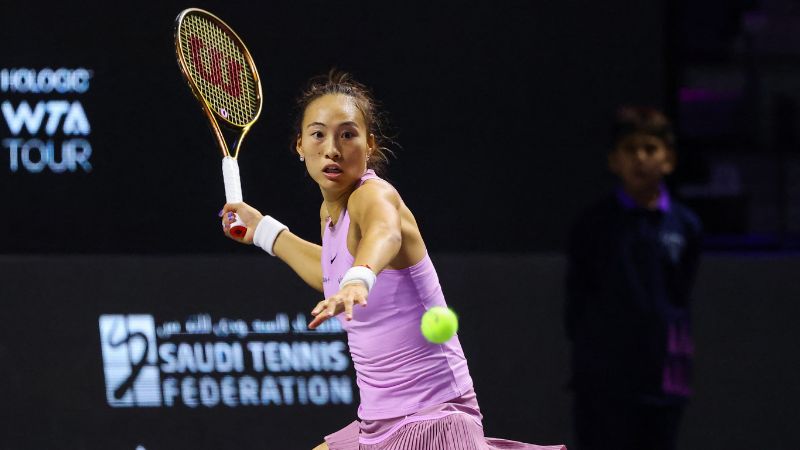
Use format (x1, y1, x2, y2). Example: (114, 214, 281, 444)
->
(1, 67, 93, 174)
(98, 313, 354, 408)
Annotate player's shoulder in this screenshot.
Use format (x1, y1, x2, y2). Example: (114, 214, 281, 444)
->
(349, 178, 400, 209)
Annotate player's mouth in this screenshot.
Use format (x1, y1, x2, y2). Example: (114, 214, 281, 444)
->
(322, 164, 343, 180)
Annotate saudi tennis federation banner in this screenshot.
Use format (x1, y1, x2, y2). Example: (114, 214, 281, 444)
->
(98, 312, 353, 408)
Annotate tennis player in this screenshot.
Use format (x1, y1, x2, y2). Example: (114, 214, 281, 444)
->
(221, 70, 564, 450)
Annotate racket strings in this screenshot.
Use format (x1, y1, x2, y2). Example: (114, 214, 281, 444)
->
(178, 14, 259, 126)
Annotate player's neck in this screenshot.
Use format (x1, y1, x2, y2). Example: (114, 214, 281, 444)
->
(322, 194, 351, 226)
(320, 178, 360, 224)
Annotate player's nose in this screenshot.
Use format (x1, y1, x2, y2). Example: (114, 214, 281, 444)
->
(323, 140, 341, 159)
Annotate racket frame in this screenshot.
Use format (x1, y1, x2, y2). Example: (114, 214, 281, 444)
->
(174, 8, 263, 159)
(174, 8, 263, 239)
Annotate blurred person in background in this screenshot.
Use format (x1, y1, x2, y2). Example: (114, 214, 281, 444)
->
(564, 106, 702, 450)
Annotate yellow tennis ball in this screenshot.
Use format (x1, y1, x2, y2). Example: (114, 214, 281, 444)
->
(421, 306, 459, 344)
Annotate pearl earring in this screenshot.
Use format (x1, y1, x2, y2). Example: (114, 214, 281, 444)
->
(299, 156, 304, 162)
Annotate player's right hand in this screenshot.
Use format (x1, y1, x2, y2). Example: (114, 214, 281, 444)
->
(220, 202, 263, 244)
(308, 282, 369, 329)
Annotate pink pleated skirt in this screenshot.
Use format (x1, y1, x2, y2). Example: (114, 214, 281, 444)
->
(324, 413, 566, 450)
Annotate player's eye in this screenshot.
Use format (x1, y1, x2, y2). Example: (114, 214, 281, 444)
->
(311, 131, 324, 139)
(341, 131, 354, 139)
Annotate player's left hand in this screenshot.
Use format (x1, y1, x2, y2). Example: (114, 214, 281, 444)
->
(308, 283, 369, 329)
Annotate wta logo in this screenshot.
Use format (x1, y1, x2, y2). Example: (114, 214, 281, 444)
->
(1, 67, 93, 174)
(189, 35, 242, 97)
(98, 315, 162, 407)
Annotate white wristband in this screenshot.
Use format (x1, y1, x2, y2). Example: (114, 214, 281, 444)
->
(252, 215, 288, 256)
(339, 266, 377, 292)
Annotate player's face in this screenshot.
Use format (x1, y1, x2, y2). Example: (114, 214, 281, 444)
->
(609, 133, 674, 193)
(297, 94, 374, 194)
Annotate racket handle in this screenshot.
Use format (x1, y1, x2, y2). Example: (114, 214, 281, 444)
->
(229, 216, 247, 239)
(222, 156, 243, 203)
(222, 156, 247, 239)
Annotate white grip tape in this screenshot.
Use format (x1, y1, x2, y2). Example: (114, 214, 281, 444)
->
(253, 216, 288, 256)
(339, 266, 377, 293)
(222, 156, 243, 203)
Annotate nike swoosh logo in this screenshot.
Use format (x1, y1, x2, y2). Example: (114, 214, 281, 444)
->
(330, 254, 337, 264)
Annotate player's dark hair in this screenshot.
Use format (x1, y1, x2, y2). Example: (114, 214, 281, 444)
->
(611, 106, 675, 151)
(292, 69, 397, 176)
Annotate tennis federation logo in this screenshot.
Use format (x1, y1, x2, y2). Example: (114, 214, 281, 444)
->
(97, 312, 353, 409)
(98, 315, 162, 407)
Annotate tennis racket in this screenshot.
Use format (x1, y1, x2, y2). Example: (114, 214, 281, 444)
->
(174, 8, 263, 239)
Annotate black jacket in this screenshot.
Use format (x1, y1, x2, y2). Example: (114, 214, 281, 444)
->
(565, 192, 702, 402)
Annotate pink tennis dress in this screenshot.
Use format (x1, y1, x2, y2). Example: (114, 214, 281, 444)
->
(321, 170, 565, 450)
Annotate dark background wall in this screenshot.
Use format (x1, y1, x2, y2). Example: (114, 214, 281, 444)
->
(1, 254, 797, 449)
(2, 1, 799, 449)
(0, 0, 666, 253)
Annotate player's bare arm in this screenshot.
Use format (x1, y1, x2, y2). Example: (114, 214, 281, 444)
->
(273, 230, 324, 292)
(347, 180, 403, 273)
(221, 201, 323, 292)
(308, 181, 402, 329)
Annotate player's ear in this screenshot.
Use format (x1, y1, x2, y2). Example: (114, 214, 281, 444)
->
(367, 133, 377, 157)
(295, 134, 304, 158)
